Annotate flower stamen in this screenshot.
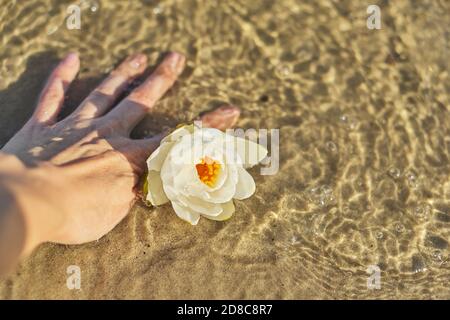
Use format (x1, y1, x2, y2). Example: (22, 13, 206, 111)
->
(196, 156, 221, 187)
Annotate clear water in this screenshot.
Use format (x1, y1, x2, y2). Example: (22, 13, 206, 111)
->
(0, 0, 449, 299)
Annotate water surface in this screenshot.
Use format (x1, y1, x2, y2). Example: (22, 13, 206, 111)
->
(0, 0, 449, 299)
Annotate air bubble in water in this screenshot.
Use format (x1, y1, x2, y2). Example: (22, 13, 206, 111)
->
(388, 167, 401, 179)
(325, 141, 338, 152)
(405, 171, 419, 188)
(412, 255, 427, 273)
(290, 236, 298, 245)
(339, 114, 358, 130)
(395, 223, 405, 233)
(340, 114, 347, 122)
(307, 185, 336, 207)
(153, 5, 163, 15)
(77, 0, 99, 13)
(276, 64, 292, 78)
(356, 179, 364, 187)
(414, 203, 431, 221)
(320, 185, 332, 195)
(432, 250, 443, 262)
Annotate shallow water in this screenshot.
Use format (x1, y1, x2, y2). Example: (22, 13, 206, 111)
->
(0, 0, 449, 299)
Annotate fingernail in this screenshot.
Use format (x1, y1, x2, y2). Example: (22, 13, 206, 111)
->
(64, 52, 79, 65)
(167, 52, 185, 75)
(218, 105, 239, 114)
(130, 54, 146, 69)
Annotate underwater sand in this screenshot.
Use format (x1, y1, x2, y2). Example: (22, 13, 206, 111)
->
(0, 0, 449, 299)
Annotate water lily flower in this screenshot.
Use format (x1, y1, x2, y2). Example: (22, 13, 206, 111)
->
(144, 124, 267, 225)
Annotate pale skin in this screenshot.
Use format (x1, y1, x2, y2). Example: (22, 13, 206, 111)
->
(0, 52, 240, 274)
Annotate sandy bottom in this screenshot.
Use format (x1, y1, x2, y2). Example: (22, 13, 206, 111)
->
(0, 0, 449, 299)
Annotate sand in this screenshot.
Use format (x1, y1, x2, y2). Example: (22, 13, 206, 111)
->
(0, 0, 449, 299)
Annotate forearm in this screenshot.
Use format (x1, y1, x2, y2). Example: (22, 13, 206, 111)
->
(0, 153, 62, 274)
(0, 180, 26, 275)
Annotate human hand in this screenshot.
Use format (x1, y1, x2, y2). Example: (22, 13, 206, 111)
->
(0, 52, 240, 250)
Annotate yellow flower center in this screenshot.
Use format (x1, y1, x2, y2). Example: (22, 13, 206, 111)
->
(195, 156, 221, 187)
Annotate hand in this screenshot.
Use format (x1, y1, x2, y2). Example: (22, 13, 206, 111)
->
(0, 52, 240, 250)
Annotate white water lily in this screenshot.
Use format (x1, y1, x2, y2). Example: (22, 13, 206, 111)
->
(144, 124, 267, 225)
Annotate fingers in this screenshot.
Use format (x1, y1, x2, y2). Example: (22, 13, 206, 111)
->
(199, 105, 241, 130)
(71, 54, 148, 120)
(32, 53, 80, 125)
(106, 52, 185, 133)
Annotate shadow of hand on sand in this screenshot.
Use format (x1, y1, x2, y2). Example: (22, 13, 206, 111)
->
(0, 51, 61, 147)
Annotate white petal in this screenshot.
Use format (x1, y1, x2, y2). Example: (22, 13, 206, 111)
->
(148, 124, 196, 172)
(193, 127, 226, 141)
(161, 124, 194, 144)
(178, 195, 223, 216)
(234, 166, 256, 200)
(205, 162, 228, 192)
(171, 201, 201, 225)
(160, 152, 207, 201)
(169, 131, 226, 168)
(146, 170, 169, 206)
(146, 141, 174, 172)
(204, 201, 235, 221)
(163, 184, 178, 201)
(174, 165, 209, 198)
(233, 136, 268, 168)
(203, 165, 238, 203)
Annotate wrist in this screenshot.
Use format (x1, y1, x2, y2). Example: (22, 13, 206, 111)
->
(4, 160, 66, 255)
